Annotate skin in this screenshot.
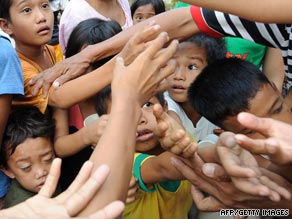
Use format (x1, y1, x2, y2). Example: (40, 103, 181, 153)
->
(0, 0, 54, 66)
(133, 4, 156, 24)
(0, 159, 125, 219)
(166, 41, 208, 129)
(3, 137, 55, 193)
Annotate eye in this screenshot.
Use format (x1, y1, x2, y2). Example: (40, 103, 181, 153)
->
(22, 7, 31, 14)
(42, 3, 50, 9)
(135, 15, 143, 21)
(273, 103, 283, 114)
(143, 102, 153, 108)
(188, 64, 198, 71)
(20, 165, 31, 172)
(43, 154, 54, 163)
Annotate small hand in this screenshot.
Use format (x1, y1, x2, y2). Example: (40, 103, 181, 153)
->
(153, 103, 197, 158)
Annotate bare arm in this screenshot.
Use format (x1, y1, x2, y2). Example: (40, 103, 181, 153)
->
(181, 0, 292, 23)
(79, 32, 178, 215)
(140, 152, 190, 184)
(262, 47, 285, 92)
(0, 95, 12, 149)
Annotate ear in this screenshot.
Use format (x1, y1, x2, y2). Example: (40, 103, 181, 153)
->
(0, 18, 13, 36)
(0, 166, 16, 179)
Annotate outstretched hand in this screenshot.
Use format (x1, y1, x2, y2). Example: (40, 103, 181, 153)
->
(153, 103, 197, 158)
(0, 158, 125, 219)
(235, 112, 292, 165)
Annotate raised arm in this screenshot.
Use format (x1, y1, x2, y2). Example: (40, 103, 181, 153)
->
(30, 8, 197, 97)
(181, 0, 292, 23)
(79, 32, 178, 215)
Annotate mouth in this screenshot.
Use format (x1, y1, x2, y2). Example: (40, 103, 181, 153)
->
(37, 181, 45, 190)
(37, 26, 50, 35)
(136, 129, 154, 142)
(171, 84, 186, 93)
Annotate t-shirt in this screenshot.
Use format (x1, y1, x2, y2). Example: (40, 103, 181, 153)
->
(59, 0, 133, 54)
(0, 35, 24, 198)
(122, 153, 193, 219)
(164, 92, 218, 142)
(190, 6, 292, 92)
(13, 45, 56, 113)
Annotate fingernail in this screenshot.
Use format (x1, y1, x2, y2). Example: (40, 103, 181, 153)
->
(202, 164, 215, 177)
(53, 81, 60, 87)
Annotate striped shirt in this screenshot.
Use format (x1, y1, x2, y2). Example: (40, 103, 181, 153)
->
(190, 6, 292, 92)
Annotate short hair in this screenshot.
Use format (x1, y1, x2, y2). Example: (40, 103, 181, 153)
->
(0, 0, 12, 20)
(66, 18, 122, 68)
(0, 106, 55, 169)
(131, 0, 165, 18)
(185, 33, 227, 65)
(188, 58, 273, 128)
(94, 86, 165, 116)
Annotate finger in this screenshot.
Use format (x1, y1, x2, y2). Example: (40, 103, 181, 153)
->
(231, 177, 270, 197)
(202, 163, 231, 182)
(153, 40, 179, 71)
(235, 134, 270, 154)
(132, 23, 161, 45)
(52, 73, 72, 88)
(260, 175, 291, 200)
(88, 201, 125, 219)
(155, 60, 176, 92)
(217, 146, 256, 178)
(237, 112, 289, 137)
(182, 142, 197, 158)
(191, 185, 225, 211)
(38, 158, 62, 197)
(66, 164, 110, 216)
(31, 77, 44, 96)
(55, 161, 94, 203)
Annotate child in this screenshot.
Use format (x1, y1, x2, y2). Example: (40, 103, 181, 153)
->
(94, 86, 194, 219)
(188, 58, 292, 137)
(130, 0, 165, 25)
(0, 106, 57, 208)
(59, 0, 132, 55)
(165, 33, 226, 141)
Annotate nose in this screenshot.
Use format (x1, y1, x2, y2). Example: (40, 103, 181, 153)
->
(173, 66, 185, 81)
(35, 8, 47, 23)
(34, 165, 48, 179)
(138, 111, 147, 125)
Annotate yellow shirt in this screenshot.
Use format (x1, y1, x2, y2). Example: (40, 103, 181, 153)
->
(122, 153, 193, 219)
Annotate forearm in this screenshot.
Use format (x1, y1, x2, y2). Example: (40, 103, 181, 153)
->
(181, 0, 292, 23)
(84, 7, 196, 63)
(54, 129, 90, 158)
(79, 100, 141, 215)
(48, 60, 113, 108)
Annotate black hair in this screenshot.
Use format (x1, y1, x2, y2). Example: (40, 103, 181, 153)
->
(185, 33, 227, 65)
(0, 106, 55, 169)
(94, 86, 165, 116)
(188, 58, 273, 128)
(66, 18, 122, 68)
(131, 0, 165, 18)
(0, 0, 12, 20)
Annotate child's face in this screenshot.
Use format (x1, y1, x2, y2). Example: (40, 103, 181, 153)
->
(166, 41, 208, 103)
(136, 96, 165, 152)
(133, 4, 156, 24)
(5, 0, 53, 46)
(223, 84, 292, 139)
(6, 137, 55, 193)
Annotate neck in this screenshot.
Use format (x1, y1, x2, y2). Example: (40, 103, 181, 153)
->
(180, 101, 201, 126)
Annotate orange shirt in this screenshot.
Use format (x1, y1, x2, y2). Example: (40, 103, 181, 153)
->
(13, 45, 56, 113)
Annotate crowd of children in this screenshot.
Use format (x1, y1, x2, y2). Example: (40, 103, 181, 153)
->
(0, 0, 292, 218)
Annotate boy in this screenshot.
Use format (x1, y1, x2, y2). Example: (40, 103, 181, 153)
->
(165, 33, 226, 141)
(0, 106, 56, 208)
(94, 86, 195, 219)
(188, 58, 292, 138)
